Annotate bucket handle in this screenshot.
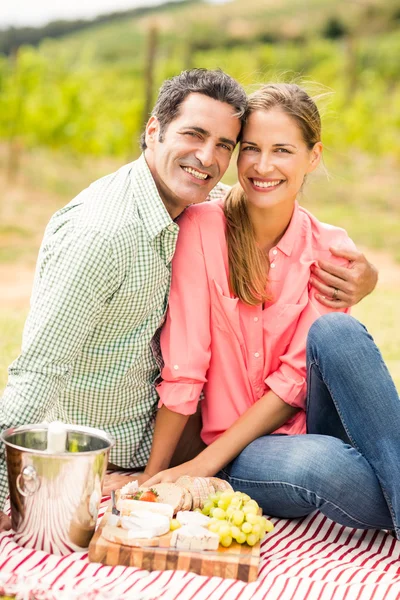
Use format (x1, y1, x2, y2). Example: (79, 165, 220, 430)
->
(16, 465, 40, 497)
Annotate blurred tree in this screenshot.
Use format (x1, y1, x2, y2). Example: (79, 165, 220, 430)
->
(323, 16, 348, 40)
(142, 25, 159, 129)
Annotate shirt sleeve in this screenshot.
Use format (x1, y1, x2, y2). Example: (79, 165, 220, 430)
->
(0, 226, 119, 509)
(265, 234, 357, 409)
(207, 182, 231, 202)
(157, 210, 211, 416)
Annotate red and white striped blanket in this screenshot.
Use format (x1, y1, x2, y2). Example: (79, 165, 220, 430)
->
(1, 495, 400, 600)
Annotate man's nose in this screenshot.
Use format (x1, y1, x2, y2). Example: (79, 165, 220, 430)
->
(195, 141, 216, 168)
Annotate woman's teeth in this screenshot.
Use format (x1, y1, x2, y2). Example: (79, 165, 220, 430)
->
(182, 166, 208, 180)
(252, 179, 282, 189)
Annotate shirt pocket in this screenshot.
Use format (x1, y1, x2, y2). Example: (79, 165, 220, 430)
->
(210, 280, 245, 347)
(263, 302, 306, 338)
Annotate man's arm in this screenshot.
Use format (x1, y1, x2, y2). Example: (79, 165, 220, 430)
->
(0, 227, 118, 518)
(310, 247, 378, 309)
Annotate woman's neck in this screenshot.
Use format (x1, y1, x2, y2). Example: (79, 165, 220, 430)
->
(248, 200, 295, 254)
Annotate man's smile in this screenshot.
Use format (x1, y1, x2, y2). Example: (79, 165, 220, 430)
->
(181, 165, 212, 182)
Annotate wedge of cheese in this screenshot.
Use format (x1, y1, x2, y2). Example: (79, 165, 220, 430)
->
(176, 511, 211, 528)
(120, 511, 170, 537)
(102, 524, 160, 547)
(102, 510, 170, 546)
(171, 525, 220, 551)
(116, 498, 173, 519)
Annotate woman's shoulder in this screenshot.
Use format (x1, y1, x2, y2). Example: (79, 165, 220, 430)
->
(298, 205, 356, 255)
(178, 198, 226, 226)
(174, 199, 228, 266)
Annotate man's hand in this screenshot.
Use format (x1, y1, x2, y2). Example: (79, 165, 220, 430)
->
(102, 472, 151, 495)
(310, 247, 378, 309)
(0, 511, 11, 532)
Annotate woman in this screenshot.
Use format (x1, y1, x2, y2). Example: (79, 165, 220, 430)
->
(144, 84, 400, 538)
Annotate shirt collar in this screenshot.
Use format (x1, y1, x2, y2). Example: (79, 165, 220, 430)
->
(130, 154, 174, 240)
(275, 201, 299, 257)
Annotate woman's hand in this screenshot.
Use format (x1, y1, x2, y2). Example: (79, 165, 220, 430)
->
(102, 471, 151, 495)
(144, 458, 212, 487)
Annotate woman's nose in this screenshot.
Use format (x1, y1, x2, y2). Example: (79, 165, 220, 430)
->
(254, 154, 274, 175)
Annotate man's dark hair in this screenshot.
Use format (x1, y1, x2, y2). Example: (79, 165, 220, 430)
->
(140, 68, 247, 151)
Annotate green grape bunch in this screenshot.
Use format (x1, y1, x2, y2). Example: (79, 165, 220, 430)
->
(202, 490, 274, 548)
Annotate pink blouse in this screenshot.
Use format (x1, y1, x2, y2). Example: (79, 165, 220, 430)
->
(157, 200, 355, 445)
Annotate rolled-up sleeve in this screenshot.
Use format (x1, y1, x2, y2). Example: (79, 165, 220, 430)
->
(157, 211, 211, 415)
(265, 298, 349, 408)
(265, 236, 355, 409)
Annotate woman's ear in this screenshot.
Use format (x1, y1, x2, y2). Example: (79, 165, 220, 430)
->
(144, 116, 160, 149)
(307, 142, 323, 173)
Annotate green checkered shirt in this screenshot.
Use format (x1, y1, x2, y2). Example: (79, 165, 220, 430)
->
(0, 154, 229, 509)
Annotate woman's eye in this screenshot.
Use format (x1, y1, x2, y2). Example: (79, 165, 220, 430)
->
(275, 148, 290, 153)
(241, 146, 258, 152)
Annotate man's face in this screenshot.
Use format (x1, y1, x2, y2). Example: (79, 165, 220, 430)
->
(144, 93, 241, 217)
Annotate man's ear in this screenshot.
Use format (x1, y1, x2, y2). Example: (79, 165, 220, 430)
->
(145, 116, 160, 149)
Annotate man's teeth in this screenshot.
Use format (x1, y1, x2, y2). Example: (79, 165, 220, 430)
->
(253, 180, 281, 189)
(183, 167, 208, 180)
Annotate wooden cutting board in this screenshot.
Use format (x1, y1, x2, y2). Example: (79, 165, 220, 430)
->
(88, 507, 261, 582)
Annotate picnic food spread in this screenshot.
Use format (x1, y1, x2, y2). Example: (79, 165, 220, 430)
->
(101, 476, 273, 550)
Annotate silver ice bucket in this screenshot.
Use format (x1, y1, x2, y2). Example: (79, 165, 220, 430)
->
(1, 423, 115, 555)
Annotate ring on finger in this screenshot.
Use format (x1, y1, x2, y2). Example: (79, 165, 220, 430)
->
(332, 287, 339, 300)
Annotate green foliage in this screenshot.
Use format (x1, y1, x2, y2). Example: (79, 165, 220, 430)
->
(0, 0, 399, 160)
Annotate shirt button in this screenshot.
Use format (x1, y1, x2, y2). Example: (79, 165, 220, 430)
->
(254, 352, 260, 358)
(168, 224, 176, 232)
(270, 263, 276, 268)
(173, 365, 179, 370)
(272, 249, 278, 255)
(254, 317, 259, 322)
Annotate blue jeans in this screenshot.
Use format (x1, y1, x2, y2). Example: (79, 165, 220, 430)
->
(219, 313, 400, 537)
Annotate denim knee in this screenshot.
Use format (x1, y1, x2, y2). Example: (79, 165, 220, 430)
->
(307, 314, 367, 363)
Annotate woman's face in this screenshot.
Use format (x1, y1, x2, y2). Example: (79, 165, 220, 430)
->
(237, 108, 322, 211)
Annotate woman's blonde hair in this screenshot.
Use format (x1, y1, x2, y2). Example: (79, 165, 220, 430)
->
(224, 83, 322, 306)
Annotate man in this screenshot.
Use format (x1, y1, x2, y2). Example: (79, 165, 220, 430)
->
(0, 69, 377, 531)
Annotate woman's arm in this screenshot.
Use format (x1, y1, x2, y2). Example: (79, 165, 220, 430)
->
(145, 405, 190, 476)
(103, 407, 191, 494)
(144, 389, 297, 484)
(137, 208, 213, 484)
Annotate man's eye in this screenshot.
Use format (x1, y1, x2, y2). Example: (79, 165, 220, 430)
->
(184, 131, 200, 138)
(219, 143, 233, 152)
